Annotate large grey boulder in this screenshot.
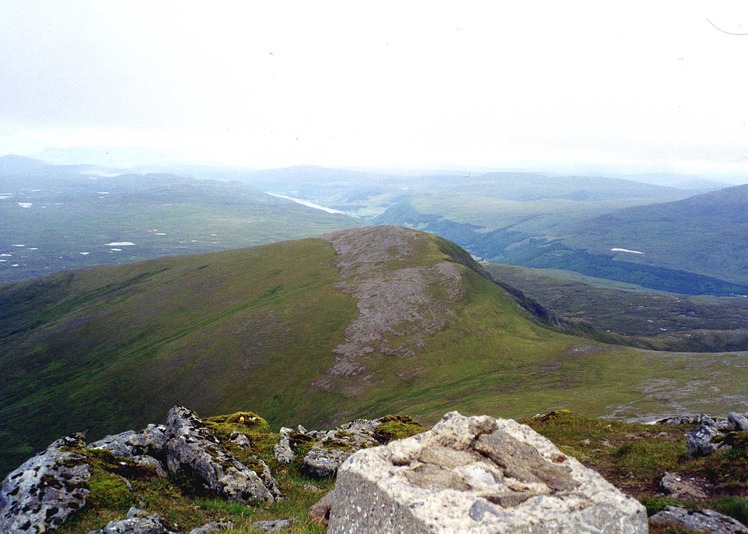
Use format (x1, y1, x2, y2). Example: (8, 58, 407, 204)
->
(0, 434, 91, 533)
(328, 412, 647, 533)
(164, 406, 274, 504)
(650, 505, 747, 533)
(88, 424, 167, 458)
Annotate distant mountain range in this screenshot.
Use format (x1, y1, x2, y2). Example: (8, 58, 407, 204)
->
(2, 226, 746, 476)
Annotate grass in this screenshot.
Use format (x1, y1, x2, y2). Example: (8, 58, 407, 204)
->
(2, 228, 748, 479)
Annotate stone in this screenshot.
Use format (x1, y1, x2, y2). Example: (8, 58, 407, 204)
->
(659, 472, 707, 500)
(687, 424, 721, 456)
(300, 418, 381, 478)
(188, 520, 235, 533)
(131, 455, 168, 478)
(309, 490, 337, 526)
(229, 431, 251, 450)
(88, 424, 167, 459)
(0, 434, 91, 533)
(88, 512, 179, 533)
(728, 412, 748, 431)
(164, 405, 274, 504)
(327, 411, 647, 533)
(650, 506, 748, 533)
(250, 518, 295, 531)
(272, 427, 296, 465)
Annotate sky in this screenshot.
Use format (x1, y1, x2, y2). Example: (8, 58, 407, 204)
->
(1, 1, 747, 179)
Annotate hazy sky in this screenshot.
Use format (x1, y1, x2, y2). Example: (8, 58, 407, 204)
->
(1, 1, 747, 176)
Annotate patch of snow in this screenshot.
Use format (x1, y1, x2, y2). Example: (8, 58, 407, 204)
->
(80, 252, 90, 255)
(105, 242, 135, 246)
(110, 248, 122, 252)
(611, 247, 644, 255)
(12, 244, 25, 247)
(0, 253, 11, 257)
(17, 202, 33, 208)
(155, 232, 167, 236)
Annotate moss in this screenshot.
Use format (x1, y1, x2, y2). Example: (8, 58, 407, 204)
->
(713, 430, 748, 451)
(86, 471, 133, 511)
(206, 412, 271, 437)
(373, 415, 426, 444)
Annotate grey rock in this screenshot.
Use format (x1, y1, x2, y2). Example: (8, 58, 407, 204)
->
(650, 506, 748, 533)
(300, 419, 380, 478)
(273, 428, 296, 465)
(88, 424, 167, 459)
(188, 520, 234, 533)
(229, 431, 251, 450)
(250, 518, 294, 531)
(132, 455, 168, 478)
(164, 405, 274, 504)
(655, 414, 702, 425)
(250, 455, 281, 498)
(0, 434, 91, 533)
(328, 411, 647, 533)
(687, 424, 721, 456)
(728, 412, 748, 431)
(88, 512, 178, 533)
(660, 472, 707, 500)
(309, 490, 337, 526)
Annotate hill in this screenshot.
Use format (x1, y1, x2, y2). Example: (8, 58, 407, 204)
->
(2, 226, 747, 477)
(0, 162, 362, 282)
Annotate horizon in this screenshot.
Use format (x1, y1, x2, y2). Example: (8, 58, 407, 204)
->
(1, 2, 747, 181)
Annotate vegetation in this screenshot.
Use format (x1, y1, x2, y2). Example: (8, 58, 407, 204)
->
(485, 263, 748, 351)
(2, 229, 748, 478)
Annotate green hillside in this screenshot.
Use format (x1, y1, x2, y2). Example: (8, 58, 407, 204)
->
(2, 227, 747, 477)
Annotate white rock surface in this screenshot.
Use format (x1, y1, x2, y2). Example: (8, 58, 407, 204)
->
(328, 412, 647, 533)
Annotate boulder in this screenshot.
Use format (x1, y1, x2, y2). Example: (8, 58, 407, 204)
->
(0, 434, 91, 533)
(301, 418, 380, 478)
(327, 412, 647, 533)
(650, 506, 748, 533)
(88, 424, 167, 459)
(88, 508, 178, 533)
(686, 424, 721, 457)
(659, 472, 707, 500)
(250, 518, 295, 531)
(728, 412, 748, 431)
(272, 428, 296, 465)
(188, 520, 234, 533)
(164, 405, 274, 504)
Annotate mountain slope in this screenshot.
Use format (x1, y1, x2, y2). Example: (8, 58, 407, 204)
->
(2, 226, 747, 476)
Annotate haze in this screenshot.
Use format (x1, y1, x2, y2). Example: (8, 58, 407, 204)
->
(1, 1, 747, 182)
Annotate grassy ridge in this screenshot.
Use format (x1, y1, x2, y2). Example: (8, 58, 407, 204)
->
(2, 228, 748, 478)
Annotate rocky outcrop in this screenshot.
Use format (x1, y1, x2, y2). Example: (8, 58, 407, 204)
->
(88, 507, 179, 533)
(650, 505, 748, 533)
(327, 412, 647, 533)
(272, 428, 296, 465)
(659, 472, 708, 500)
(164, 406, 275, 504)
(728, 411, 748, 431)
(300, 418, 382, 478)
(88, 424, 169, 478)
(0, 434, 90, 533)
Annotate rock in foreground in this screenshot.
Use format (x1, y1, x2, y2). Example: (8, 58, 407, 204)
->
(328, 412, 647, 533)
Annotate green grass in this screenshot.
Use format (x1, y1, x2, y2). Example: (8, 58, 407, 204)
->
(2, 228, 748, 479)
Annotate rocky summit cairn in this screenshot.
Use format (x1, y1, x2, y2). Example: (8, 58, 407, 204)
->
(327, 411, 647, 533)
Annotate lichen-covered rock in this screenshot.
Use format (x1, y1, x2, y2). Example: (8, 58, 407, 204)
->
(131, 455, 168, 478)
(328, 412, 647, 533)
(250, 518, 295, 531)
(229, 431, 251, 450)
(273, 428, 296, 465)
(88, 424, 167, 459)
(659, 472, 707, 500)
(87, 509, 179, 533)
(164, 405, 274, 504)
(650, 505, 748, 533)
(0, 434, 90, 533)
(300, 418, 381, 478)
(686, 423, 721, 456)
(188, 519, 234, 533)
(728, 412, 748, 431)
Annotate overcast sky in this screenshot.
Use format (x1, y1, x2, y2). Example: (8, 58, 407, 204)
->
(1, 1, 747, 178)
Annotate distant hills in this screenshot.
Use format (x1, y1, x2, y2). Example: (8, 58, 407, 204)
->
(2, 226, 747, 476)
(0, 157, 362, 282)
